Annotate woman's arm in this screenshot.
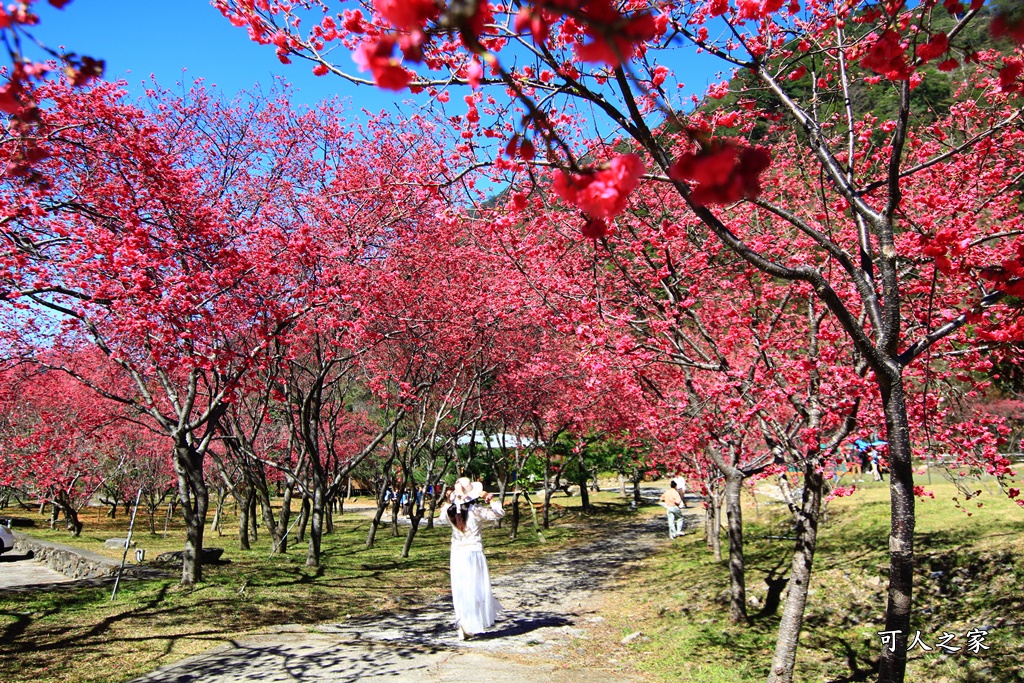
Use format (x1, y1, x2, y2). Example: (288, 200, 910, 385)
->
(473, 497, 505, 521)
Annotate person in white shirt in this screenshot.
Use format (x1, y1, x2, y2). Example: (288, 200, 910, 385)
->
(442, 477, 505, 640)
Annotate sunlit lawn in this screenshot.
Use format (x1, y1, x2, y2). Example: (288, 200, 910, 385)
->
(0, 493, 606, 683)
(4, 479, 1021, 683)
(585, 477, 1024, 683)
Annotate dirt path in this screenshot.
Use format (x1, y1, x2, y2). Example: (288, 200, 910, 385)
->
(129, 504, 698, 683)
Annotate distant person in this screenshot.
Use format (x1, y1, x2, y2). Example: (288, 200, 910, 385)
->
(659, 480, 686, 539)
(869, 447, 883, 481)
(848, 448, 864, 482)
(672, 476, 689, 508)
(443, 477, 505, 640)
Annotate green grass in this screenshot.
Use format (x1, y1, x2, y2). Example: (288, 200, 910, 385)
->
(588, 479, 1024, 683)
(0, 496, 602, 683)
(6, 482, 1021, 683)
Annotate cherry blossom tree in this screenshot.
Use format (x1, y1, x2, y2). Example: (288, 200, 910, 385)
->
(0, 80, 336, 582)
(219, 3, 1024, 679)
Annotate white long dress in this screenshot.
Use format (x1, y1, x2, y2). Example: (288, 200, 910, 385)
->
(443, 500, 504, 634)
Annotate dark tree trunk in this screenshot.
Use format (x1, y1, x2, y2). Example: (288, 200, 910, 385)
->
(542, 485, 554, 530)
(510, 492, 521, 540)
(58, 495, 82, 536)
(768, 464, 824, 683)
(247, 491, 258, 541)
(174, 441, 209, 585)
(390, 494, 401, 536)
(578, 470, 591, 512)
(724, 470, 748, 624)
(297, 496, 310, 543)
(705, 504, 713, 549)
(306, 482, 325, 568)
(878, 377, 916, 683)
(401, 501, 423, 558)
(238, 490, 251, 551)
(366, 491, 388, 550)
(426, 488, 439, 529)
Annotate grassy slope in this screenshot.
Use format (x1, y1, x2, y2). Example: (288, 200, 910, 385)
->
(585, 479, 1023, 683)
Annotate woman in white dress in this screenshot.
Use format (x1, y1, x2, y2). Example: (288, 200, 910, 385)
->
(444, 477, 504, 640)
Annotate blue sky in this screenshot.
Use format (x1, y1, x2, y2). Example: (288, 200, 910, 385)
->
(32, 0, 412, 114)
(32, 1, 728, 120)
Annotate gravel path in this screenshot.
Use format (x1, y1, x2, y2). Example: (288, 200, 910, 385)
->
(130, 502, 699, 683)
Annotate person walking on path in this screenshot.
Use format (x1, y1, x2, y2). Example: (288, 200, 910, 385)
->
(443, 477, 505, 640)
(659, 480, 686, 539)
(672, 476, 689, 508)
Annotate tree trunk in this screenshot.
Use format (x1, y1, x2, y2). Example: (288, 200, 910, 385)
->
(174, 442, 209, 585)
(59, 495, 82, 536)
(366, 488, 389, 550)
(390, 494, 401, 536)
(306, 482, 324, 568)
(705, 504, 714, 549)
(211, 486, 225, 537)
(619, 470, 627, 498)
(577, 468, 591, 512)
(510, 491, 521, 540)
(767, 464, 824, 683)
(238, 490, 251, 550)
(255, 476, 286, 554)
(724, 470, 748, 624)
(709, 492, 722, 562)
(401, 501, 423, 558)
(247, 491, 258, 542)
(542, 485, 554, 530)
(878, 377, 916, 683)
(426, 488, 438, 529)
(297, 496, 310, 543)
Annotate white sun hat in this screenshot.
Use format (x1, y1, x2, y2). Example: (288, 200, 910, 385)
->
(451, 477, 484, 506)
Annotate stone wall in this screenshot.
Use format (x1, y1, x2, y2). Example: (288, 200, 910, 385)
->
(12, 534, 121, 580)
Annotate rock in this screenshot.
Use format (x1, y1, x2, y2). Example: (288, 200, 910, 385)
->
(153, 547, 225, 566)
(104, 538, 135, 549)
(620, 631, 643, 645)
(867, 576, 884, 588)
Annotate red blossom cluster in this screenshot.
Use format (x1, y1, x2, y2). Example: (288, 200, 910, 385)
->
(860, 30, 911, 80)
(991, 12, 1024, 46)
(0, 1, 104, 115)
(669, 143, 771, 206)
(913, 485, 936, 499)
(998, 57, 1023, 93)
(551, 153, 645, 237)
(352, 36, 411, 91)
